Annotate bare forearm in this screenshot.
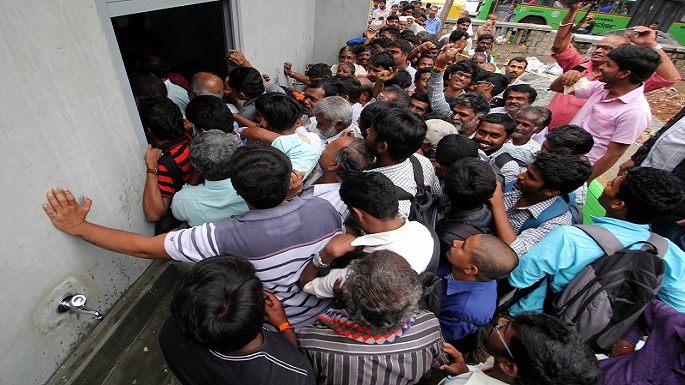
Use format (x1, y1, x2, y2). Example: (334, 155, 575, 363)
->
(143, 175, 169, 221)
(589, 147, 628, 182)
(549, 76, 566, 93)
(298, 261, 320, 288)
(553, 5, 579, 53)
(491, 200, 518, 244)
(68, 222, 170, 259)
(289, 72, 310, 85)
(232, 113, 258, 128)
(654, 47, 681, 82)
(242, 126, 279, 144)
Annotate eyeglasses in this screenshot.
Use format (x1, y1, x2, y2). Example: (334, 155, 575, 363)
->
(477, 81, 493, 86)
(595, 44, 614, 52)
(494, 321, 515, 360)
(452, 71, 473, 79)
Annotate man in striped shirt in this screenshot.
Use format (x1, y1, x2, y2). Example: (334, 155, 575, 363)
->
(43, 144, 342, 330)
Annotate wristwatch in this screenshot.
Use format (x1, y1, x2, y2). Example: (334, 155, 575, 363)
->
(312, 252, 330, 269)
(146, 167, 158, 175)
(652, 44, 663, 51)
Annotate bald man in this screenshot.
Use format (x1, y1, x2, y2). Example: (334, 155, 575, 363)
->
(188, 72, 224, 100)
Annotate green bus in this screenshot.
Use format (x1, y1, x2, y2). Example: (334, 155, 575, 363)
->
(477, 0, 685, 45)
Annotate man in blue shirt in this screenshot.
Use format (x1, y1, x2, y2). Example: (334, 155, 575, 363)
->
(424, 6, 442, 34)
(508, 167, 685, 315)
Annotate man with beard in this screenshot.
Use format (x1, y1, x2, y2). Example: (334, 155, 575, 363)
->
(547, 2, 679, 129)
(491, 58, 528, 107)
(300, 79, 337, 132)
(451, 93, 490, 138)
(490, 84, 537, 119)
(311, 96, 362, 143)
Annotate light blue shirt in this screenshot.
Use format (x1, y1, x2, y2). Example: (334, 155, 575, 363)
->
(272, 134, 320, 178)
(508, 216, 685, 315)
(170, 178, 248, 226)
(425, 16, 442, 34)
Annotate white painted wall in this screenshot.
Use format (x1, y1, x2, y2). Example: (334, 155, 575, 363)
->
(0, 0, 367, 383)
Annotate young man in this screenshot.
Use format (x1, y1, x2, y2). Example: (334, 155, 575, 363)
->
(413, 67, 431, 93)
(386, 39, 417, 89)
(488, 152, 592, 257)
(490, 84, 537, 118)
(550, 45, 662, 182)
(473, 72, 509, 103)
(410, 91, 431, 116)
(469, 34, 496, 64)
(43, 145, 343, 329)
(475, 14, 498, 41)
(547, 2, 679, 129)
(473, 113, 519, 184)
(426, 46, 478, 118)
(491, 57, 528, 106)
(508, 167, 685, 315)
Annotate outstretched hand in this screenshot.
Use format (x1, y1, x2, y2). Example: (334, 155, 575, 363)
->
(226, 49, 252, 68)
(43, 187, 92, 234)
(439, 342, 469, 376)
(435, 43, 458, 68)
(264, 290, 289, 326)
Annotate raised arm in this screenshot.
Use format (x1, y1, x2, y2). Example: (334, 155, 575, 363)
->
(44, 187, 170, 259)
(552, 3, 582, 54)
(142, 145, 171, 222)
(628, 26, 681, 83)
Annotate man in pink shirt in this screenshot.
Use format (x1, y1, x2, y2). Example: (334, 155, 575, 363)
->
(550, 44, 662, 182)
(547, 2, 680, 129)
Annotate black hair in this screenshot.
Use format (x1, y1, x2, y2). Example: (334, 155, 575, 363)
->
(477, 33, 494, 42)
(420, 33, 438, 43)
(354, 44, 374, 56)
(454, 92, 491, 117)
(138, 56, 171, 78)
(185, 95, 235, 134)
(228, 144, 292, 209)
(435, 134, 479, 166)
(129, 74, 167, 100)
(417, 54, 435, 67)
(339, 172, 399, 219)
(414, 67, 432, 82)
(617, 167, 685, 224)
(607, 45, 662, 84)
(387, 14, 400, 22)
(255, 92, 301, 133)
(385, 68, 413, 89)
(138, 97, 184, 141)
(380, 85, 412, 109)
(532, 152, 592, 195)
(479, 72, 509, 97)
(448, 29, 470, 43)
(170, 254, 264, 353)
(371, 37, 393, 49)
(400, 30, 416, 40)
(309, 78, 338, 97)
(504, 84, 538, 104)
(446, 59, 479, 77)
(444, 158, 497, 210)
(333, 76, 362, 103)
(507, 56, 528, 67)
(411, 91, 430, 105)
(371, 108, 427, 161)
(359, 101, 393, 135)
(380, 26, 402, 40)
(546, 124, 594, 156)
(405, 36, 421, 46)
(307, 63, 333, 79)
(370, 51, 396, 70)
(456, 17, 471, 25)
(403, 3, 416, 12)
(510, 313, 602, 385)
(228, 67, 265, 99)
(480, 113, 516, 136)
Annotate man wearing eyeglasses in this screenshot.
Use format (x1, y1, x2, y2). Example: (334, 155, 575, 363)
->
(547, 2, 679, 129)
(438, 313, 602, 385)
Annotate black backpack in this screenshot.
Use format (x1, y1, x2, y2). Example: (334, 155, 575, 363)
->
(547, 225, 668, 353)
(394, 155, 441, 229)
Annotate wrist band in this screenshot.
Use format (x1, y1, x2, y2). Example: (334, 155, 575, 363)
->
(277, 322, 293, 332)
(146, 167, 158, 175)
(559, 22, 574, 27)
(652, 44, 663, 51)
(312, 252, 330, 268)
(433, 66, 446, 73)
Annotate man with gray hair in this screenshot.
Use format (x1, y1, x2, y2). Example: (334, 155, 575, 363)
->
(452, 92, 491, 138)
(298, 250, 447, 385)
(187, 72, 224, 100)
(312, 96, 361, 143)
(170, 130, 247, 226)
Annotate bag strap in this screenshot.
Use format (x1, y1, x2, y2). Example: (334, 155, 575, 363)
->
(408, 155, 425, 190)
(497, 276, 547, 314)
(645, 233, 669, 258)
(436, 221, 482, 242)
(574, 224, 625, 256)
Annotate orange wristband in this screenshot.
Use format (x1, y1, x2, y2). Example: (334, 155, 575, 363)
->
(277, 322, 293, 332)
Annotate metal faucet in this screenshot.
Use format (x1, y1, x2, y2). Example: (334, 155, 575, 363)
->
(57, 294, 104, 320)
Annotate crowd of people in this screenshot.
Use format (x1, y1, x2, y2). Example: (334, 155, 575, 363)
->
(43, 1, 685, 384)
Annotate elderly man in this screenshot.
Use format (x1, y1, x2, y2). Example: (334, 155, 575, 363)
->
(312, 96, 362, 143)
(187, 72, 224, 100)
(298, 250, 447, 385)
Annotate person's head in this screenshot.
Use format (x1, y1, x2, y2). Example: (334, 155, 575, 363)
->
(228, 67, 265, 100)
(416, 54, 435, 69)
(356, 75, 374, 105)
(590, 34, 630, 65)
(138, 97, 184, 142)
(505, 57, 528, 82)
(189, 129, 238, 181)
(444, 158, 497, 210)
(413, 67, 432, 93)
(384, 67, 413, 89)
(402, 3, 415, 15)
(509, 3, 517, 11)
(448, 29, 470, 45)
(410, 92, 431, 116)
(515, 152, 591, 198)
(170, 253, 265, 353)
(600, 167, 685, 224)
(390, 3, 399, 14)
(377, 0, 387, 9)
(185, 95, 235, 135)
(355, 45, 374, 67)
(387, 39, 412, 67)
(473, 113, 515, 155)
(428, 5, 438, 18)
(480, 62, 496, 73)
(372, 36, 393, 52)
(319, 136, 374, 180)
(456, 17, 471, 31)
(302, 78, 337, 116)
(476, 34, 495, 53)
(503, 84, 537, 116)
(377, 85, 412, 109)
(228, 144, 292, 209)
(340, 172, 399, 223)
(452, 92, 491, 136)
(337, 46, 356, 64)
(312, 96, 353, 138)
(381, 25, 402, 40)
(471, 52, 487, 66)
(255, 92, 301, 134)
(129, 74, 167, 106)
(366, 107, 427, 162)
(334, 75, 362, 104)
(342, 250, 422, 332)
(387, 13, 400, 27)
(307, 63, 333, 81)
(648, 21, 660, 29)
(542, 124, 594, 156)
(335, 62, 356, 77)
(512, 106, 550, 144)
(137, 56, 171, 78)
(475, 73, 509, 100)
(601, 45, 662, 85)
(435, 134, 479, 175)
(367, 51, 396, 82)
(423, 118, 457, 157)
(446, 60, 479, 92)
(486, 13, 498, 23)
(188, 72, 224, 100)
(486, 313, 601, 384)
(447, 234, 518, 282)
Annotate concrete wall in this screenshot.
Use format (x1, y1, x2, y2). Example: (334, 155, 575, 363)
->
(0, 0, 367, 383)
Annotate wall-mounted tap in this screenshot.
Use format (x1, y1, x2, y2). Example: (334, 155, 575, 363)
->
(57, 294, 104, 320)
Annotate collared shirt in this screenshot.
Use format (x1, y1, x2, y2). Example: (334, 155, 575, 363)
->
(641, 114, 685, 172)
(170, 178, 248, 227)
(301, 169, 347, 219)
(425, 16, 442, 34)
(303, 219, 435, 298)
(571, 81, 651, 164)
(439, 357, 507, 385)
(503, 140, 541, 166)
(479, 147, 520, 185)
(548, 44, 679, 129)
(164, 79, 190, 114)
(272, 134, 320, 178)
(508, 216, 685, 315)
(437, 263, 497, 343)
(503, 188, 573, 257)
